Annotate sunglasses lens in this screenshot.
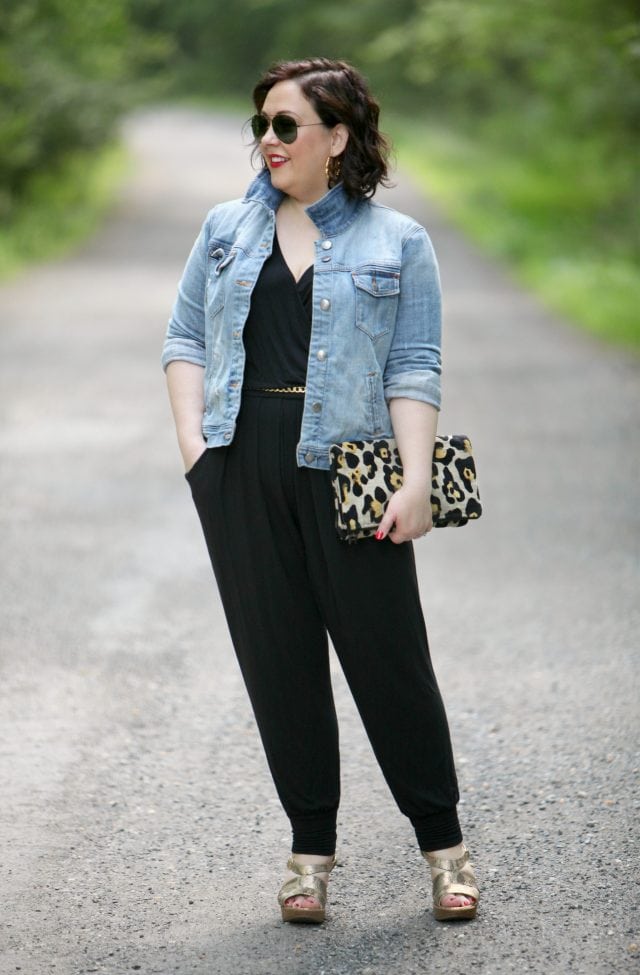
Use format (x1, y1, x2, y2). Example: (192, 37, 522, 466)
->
(273, 116, 298, 144)
(250, 114, 268, 140)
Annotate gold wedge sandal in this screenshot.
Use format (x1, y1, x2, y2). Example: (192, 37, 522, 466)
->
(422, 845, 479, 921)
(277, 855, 337, 924)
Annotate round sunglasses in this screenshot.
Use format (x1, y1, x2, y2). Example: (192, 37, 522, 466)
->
(250, 113, 326, 145)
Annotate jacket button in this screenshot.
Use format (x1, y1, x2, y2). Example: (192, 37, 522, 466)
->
(304, 452, 315, 463)
(320, 298, 331, 311)
(223, 433, 232, 441)
(312, 402, 321, 413)
(233, 330, 241, 338)
(322, 256, 331, 262)
(321, 240, 332, 250)
(316, 349, 327, 361)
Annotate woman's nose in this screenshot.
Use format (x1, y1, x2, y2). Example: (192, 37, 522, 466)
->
(261, 122, 279, 145)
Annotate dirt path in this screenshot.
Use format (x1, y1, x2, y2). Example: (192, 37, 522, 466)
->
(0, 106, 638, 975)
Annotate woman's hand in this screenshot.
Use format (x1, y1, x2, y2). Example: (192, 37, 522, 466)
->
(183, 438, 208, 474)
(376, 481, 432, 544)
(376, 397, 438, 544)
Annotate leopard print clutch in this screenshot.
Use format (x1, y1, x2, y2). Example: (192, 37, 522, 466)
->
(329, 434, 482, 542)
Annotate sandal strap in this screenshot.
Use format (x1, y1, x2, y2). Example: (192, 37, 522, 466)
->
(285, 854, 336, 876)
(422, 847, 470, 872)
(278, 873, 328, 908)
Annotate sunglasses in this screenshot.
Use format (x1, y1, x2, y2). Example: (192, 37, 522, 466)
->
(250, 113, 326, 145)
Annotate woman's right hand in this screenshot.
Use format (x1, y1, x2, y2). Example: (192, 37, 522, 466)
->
(376, 482, 432, 544)
(182, 439, 207, 474)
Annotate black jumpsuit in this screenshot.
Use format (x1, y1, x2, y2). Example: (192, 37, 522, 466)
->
(185, 234, 462, 855)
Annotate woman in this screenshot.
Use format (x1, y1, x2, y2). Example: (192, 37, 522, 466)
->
(162, 58, 479, 924)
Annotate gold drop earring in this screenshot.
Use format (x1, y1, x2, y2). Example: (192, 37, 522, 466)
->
(325, 156, 342, 187)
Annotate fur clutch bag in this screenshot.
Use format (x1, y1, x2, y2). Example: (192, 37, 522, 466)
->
(329, 434, 482, 542)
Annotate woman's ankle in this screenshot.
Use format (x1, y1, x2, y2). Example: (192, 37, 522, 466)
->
(424, 842, 466, 858)
(290, 852, 335, 863)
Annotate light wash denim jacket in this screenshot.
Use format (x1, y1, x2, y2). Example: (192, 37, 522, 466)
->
(162, 168, 442, 470)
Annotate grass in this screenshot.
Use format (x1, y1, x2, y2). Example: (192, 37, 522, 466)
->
(0, 142, 129, 281)
(388, 117, 640, 350)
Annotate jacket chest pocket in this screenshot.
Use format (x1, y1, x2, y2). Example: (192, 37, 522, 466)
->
(352, 268, 400, 340)
(206, 244, 237, 317)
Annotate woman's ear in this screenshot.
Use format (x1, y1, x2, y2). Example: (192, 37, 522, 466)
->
(331, 123, 349, 157)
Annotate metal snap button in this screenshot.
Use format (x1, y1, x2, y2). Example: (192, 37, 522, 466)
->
(312, 402, 321, 413)
(321, 240, 332, 250)
(320, 298, 331, 311)
(316, 349, 327, 361)
(304, 452, 315, 463)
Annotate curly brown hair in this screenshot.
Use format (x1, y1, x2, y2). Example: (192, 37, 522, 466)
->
(251, 58, 392, 200)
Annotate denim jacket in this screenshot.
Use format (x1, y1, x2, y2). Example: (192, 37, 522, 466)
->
(162, 168, 442, 470)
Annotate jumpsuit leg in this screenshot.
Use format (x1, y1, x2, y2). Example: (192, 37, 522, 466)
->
(187, 393, 340, 855)
(297, 466, 462, 851)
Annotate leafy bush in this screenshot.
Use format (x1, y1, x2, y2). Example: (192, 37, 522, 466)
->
(0, 0, 131, 219)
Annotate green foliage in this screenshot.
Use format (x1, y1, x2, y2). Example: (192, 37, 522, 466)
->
(0, 0, 132, 218)
(0, 141, 127, 279)
(392, 119, 639, 348)
(0, 0, 175, 222)
(366, 0, 640, 128)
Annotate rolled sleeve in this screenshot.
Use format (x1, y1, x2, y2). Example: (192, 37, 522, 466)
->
(383, 369, 441, 407)
(383, 226, 442, 409)
(161, 215, 210, 372)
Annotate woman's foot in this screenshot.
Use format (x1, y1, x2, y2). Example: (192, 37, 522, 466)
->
(422, 843, 479, 920)
(277, 853, 337, 922)
(284, 853, 333, 907)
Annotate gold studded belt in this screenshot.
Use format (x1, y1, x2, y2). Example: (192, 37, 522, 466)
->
(261, 386, 306, 394)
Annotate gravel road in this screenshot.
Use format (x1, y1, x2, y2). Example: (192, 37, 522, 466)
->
(0, 106, 638, 975)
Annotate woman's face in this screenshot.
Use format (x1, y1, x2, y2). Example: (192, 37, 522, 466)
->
(258, 80, 348, 206)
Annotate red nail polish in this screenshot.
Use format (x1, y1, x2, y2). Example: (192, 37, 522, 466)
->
(375, 530, 384, 540)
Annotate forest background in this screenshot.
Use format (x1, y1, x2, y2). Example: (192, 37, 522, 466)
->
(1, 0, 638, 346)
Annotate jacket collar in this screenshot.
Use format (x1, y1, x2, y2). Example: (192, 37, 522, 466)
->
(244, 167, 364, 238)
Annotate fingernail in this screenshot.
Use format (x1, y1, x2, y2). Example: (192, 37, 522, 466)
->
(375, 530, 384, 540)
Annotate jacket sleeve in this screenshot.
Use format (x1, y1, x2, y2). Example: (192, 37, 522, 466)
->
(383, 225, 442, 409)
(161, 213, 211, 371)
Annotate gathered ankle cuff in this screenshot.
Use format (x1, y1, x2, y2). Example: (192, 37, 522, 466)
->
(290, 810, 337, 856)
(411, 808, 462, 851)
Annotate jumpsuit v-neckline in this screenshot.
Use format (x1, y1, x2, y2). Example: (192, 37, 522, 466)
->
(242, 233, 313, 390)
